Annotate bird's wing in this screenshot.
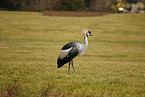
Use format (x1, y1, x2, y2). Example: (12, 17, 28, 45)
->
(61, 42, 73, 50)
(58, 42, 81, 59)
(59, 47, 72, 60)
(67, 46, 79, 59)
(57, 42, 81, 68)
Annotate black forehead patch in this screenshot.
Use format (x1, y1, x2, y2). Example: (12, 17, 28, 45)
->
(88, 31, 91, 34)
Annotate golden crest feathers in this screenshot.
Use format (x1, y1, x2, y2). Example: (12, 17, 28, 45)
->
(81, 29, 88, 35)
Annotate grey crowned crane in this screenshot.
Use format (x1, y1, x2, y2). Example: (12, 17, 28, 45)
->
(57, 30, 93, 72)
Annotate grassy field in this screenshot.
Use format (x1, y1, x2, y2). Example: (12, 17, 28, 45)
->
(0, 11, 145, 97)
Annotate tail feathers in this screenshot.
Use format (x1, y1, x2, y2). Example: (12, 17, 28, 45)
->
(57, 57, 71, 68)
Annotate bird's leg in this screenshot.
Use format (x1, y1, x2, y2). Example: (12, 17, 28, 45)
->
(72, 60, 75, 72)
(68, 61, 71, 72)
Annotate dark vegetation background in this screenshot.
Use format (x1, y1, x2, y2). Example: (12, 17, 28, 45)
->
(0, 0, 144, 12)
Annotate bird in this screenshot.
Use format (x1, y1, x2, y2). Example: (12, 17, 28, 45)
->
(57, 30, 93, 72)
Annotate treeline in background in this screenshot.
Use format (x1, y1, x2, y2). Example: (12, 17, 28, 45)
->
(0, 0, 145, 12)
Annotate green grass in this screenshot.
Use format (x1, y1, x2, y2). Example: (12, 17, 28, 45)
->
(0, 11, 145, 97)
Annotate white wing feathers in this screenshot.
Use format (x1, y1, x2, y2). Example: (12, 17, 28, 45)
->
(58, 47, 72, 60)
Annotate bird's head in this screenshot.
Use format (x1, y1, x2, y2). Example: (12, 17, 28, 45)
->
(82, 30, 93, 37)
(86, 31, 93, 38)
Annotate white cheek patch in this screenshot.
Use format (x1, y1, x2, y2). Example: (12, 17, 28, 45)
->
(87, 33, 89, 36)
(59, 47, 72, 59)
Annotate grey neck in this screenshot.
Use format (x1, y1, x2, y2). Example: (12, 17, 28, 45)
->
(79, 34, 88, 56)
(84, 34, 88, 47)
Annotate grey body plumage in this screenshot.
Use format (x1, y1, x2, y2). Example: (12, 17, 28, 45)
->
(57, 31, 93, 72)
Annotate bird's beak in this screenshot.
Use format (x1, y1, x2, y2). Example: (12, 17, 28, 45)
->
(89, 34, 93, 36)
